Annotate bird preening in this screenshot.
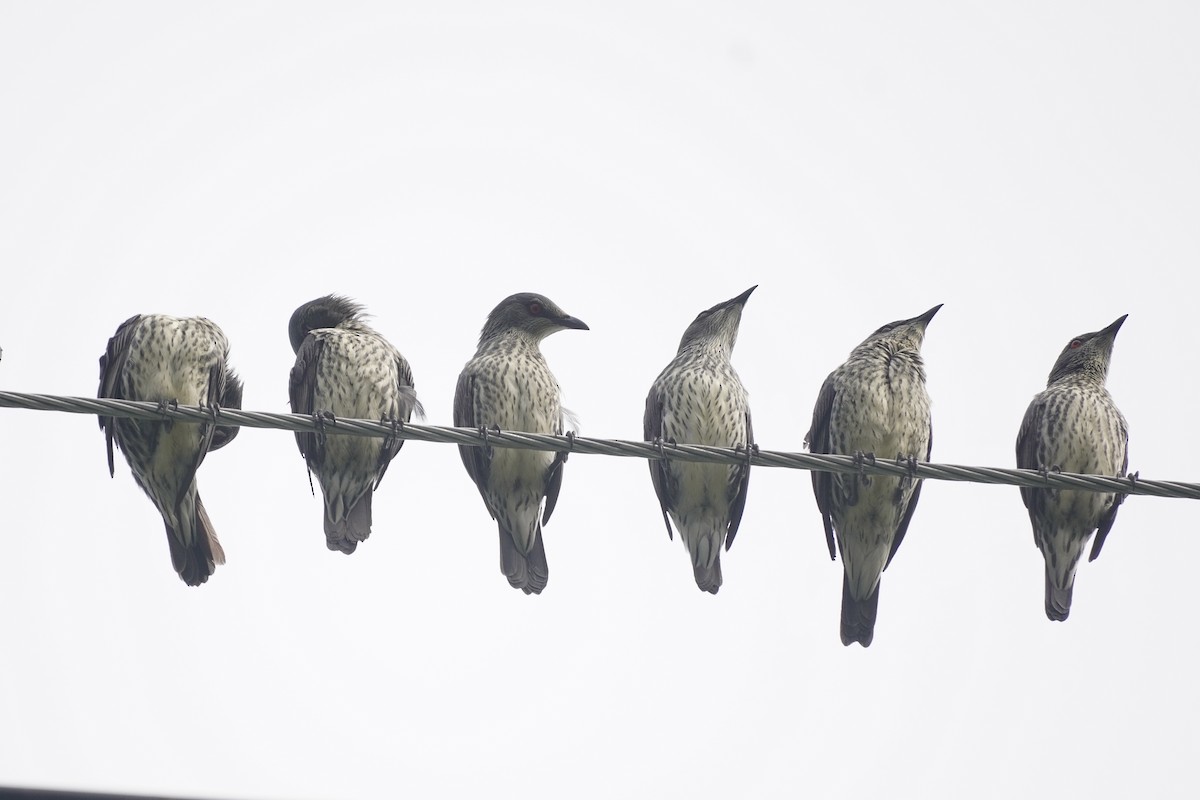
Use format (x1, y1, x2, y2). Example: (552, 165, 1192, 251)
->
(92, 295, 1137, 643)
(98, 314, 243, 586)
(288, 295, 423, 554)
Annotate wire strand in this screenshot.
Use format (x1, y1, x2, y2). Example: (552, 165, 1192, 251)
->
(0, 389, 1194, 500)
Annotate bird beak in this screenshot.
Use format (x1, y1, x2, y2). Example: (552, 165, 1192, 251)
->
(911, 303, 943, 327)
(1099, 314, 1128, 339)
(731, 285, 758, 306)
(557, 314, 589, 331)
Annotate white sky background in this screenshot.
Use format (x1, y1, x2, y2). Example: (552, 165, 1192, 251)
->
(2, 2, 1199, 798)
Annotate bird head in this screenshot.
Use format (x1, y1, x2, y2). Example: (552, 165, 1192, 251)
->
(677, 285, 756, 354)
(288, 295, 367, 353)
(859, 303, 942, 353)
(479, 293, 589, 344)
(1046, 314, 1127, 385)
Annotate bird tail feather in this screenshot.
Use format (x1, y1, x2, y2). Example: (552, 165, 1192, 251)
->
(498, 522, 548, 595)
(840, 574, 879, 647)
(164, 491, 223, 587)
(1044, 567, 1074, 622)
(692, 553, 722, 594)
(324, 490, 372, 554)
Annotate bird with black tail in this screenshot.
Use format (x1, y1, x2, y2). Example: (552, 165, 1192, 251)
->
(644, 286, 756, 594)
(1017, 315, 1129, 622)
(288, 295, 423, 554)
(454, 293, 588, 594)
(98, 314, 243, 586)
(806, 304, 941, 646)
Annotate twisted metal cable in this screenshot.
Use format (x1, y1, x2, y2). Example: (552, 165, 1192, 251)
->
(1, 389, 1196, 500)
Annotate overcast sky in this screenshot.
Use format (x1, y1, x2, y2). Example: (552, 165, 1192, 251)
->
(2, 3, 1199, 799)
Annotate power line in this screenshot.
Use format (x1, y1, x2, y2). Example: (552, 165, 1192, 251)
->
(1, 389, 1195, 500)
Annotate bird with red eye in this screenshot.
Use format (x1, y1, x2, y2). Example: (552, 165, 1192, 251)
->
(454, 292, 589, 595)
(1016, 314, 1130, 622)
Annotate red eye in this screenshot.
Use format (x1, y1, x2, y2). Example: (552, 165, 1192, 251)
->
(1069, 339, 1083, 349)
(529, 302, 543, 315)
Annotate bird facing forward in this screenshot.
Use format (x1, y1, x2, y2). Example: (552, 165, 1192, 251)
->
(644, 286, 755, 594)
(1016, 315, 1129, 622)
(98, 314, 243, 586)
(806, 304, 940, 647)
(454, 292, 588, 594)
(288, 295, 423, 554)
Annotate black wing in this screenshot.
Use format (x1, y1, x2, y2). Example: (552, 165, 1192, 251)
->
(374, 353, 419, 489)
(454, 370, 496, 518)
(97, 314, 143, 477)
(288, 334, 326, 474)
(643, 387, 675, 540)
(806, 372, 838, 560)
(541, 405, 569, 525)
(723, 408, 753, 552)
(209, 364, 243, 452)
(1089, 417, 1130, 562)
(884, 418, 933, 570)
(1015, 396, 1046, 526)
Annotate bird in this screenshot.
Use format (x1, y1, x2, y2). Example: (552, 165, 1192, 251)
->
(806, 304, 941, 647)
(98, 314, 243, 586)
(644, 286, 756, 594)
(1016, 315, 1130, 622)
(288, 295, 423, 554)
(453, 292, 588, 594)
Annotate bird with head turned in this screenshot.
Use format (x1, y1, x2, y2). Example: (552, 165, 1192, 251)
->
(454, 292, 588, 594)
(288, 294, 423, 555)
(1017, 315, 1129, 622)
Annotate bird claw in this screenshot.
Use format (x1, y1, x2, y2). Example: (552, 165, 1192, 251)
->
(313, 410, 335, 447)
(853, 451, 875, 486)
(381, 415, 403, 450)
(896, 452, 919, 486)
(478, 424, 500, 458)
(736, 442, 758, 470)
(652, 435, 665, 458)
(1127, 470, 1140, 486)
(155, 398, 179, 419)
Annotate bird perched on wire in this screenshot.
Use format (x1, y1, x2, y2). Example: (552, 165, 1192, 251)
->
(806, 304, 941, 647)
(1016, 315, 1130, 622)
(288, 295, 423, 554)
(644, 286, 756, 594)
(454, 292, 588, 595)
(98, 314, 243, 586)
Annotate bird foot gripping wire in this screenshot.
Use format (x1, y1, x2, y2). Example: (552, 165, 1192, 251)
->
(381, 414, 404, 451)
(736, 442, 759, 471)
(478, 424, 501, 459)
(853, 451, 876, 487)
(1037, 463, 1062, 486)
(155, 398, 179, 419)
(313, 410, 336, 449)
(561, 430, 576, 462)
(651, 435, 678, 461)
(896, 452, 919, 488)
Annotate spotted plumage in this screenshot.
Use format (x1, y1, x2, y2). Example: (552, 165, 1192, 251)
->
(454, 292, 588, 594)
(644, 286, 755, 594)
(98, 314, 243, 586)
(288, 296, 423, 554)
(806, 305, 940, 647)
(1016, 315, 1129, 622)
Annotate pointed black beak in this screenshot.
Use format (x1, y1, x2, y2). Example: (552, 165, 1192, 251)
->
(731, 285, 758, 306)
(1099, 314, 1128, 339)
(557, 314, 589, 331)
(911, 303, 943, 327)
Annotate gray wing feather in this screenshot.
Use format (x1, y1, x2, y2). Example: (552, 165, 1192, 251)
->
(806, 372, 838, 560)
(1015, 397, 1045, 518)
(1089, 417, 1130, 562)
(885, 418, 932, 570)
(724, 409, 753, 551)
(288, 335, 326, 473)
(97, 315, 144, 477)
(643, 387, 675, 540)
(454, 371, 495, 517)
